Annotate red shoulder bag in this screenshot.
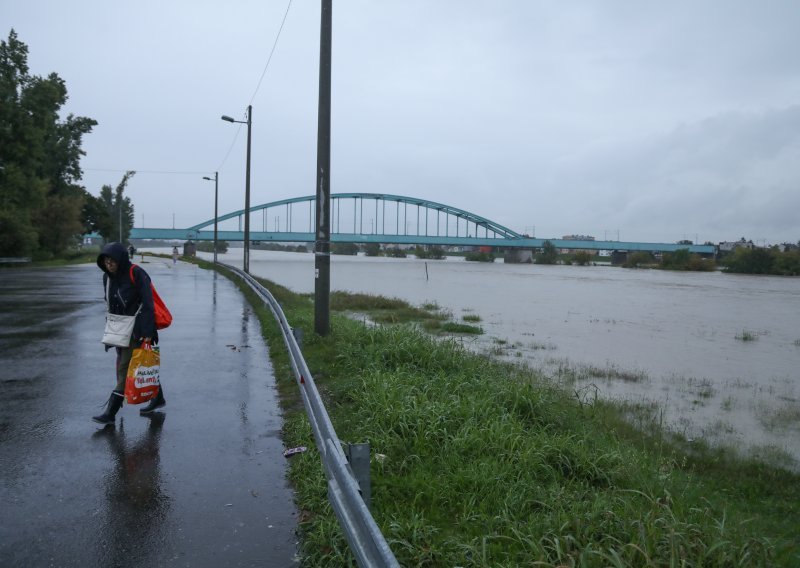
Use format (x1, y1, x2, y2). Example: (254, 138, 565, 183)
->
(130, 264, 173, 330)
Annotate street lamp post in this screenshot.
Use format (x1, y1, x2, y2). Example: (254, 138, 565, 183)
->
(221, 105, 252, 273)
(202, 172, 219, 263)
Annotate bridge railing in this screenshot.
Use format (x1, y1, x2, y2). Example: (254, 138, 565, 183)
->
(222, 263, 400, 568)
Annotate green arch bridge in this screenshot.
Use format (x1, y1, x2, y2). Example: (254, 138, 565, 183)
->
(129, 192, 715, 254)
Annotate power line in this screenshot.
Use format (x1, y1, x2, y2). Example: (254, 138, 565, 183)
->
(85, 168, 212, 175)
(91, 2, 294, 179)
(216, 0, 293, 172)
(216, 123, 244, 172)
(250, 0, 293, 106)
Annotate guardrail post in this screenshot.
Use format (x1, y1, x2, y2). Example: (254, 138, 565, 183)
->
(292, 327, 303, 348)
(344, 442, 371, 510)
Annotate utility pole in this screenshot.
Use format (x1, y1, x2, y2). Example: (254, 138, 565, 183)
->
(214, 171, 219, 263)
(220, 107, 252, 272)
(203, 172, 219, 263)
(244, 105, 252, 273)
(314, 0, 332, 336)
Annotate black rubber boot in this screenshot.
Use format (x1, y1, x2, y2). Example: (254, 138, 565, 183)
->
(139, 387, 166, 415)
(92, 390, 124, 424)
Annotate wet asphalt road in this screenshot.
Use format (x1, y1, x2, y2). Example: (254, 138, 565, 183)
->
(0, 260, 299, 567)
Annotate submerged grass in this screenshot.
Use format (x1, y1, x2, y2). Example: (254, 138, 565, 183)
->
(200, 260, 800, 566)
(439, 321, 483, 334)
(554, 360, 648, 383)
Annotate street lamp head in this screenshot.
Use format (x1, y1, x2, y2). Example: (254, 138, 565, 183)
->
(221, 115, 235, 123)
(202, 176, 213, 181)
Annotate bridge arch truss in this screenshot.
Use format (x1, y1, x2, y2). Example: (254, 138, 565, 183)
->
(132, 193, 716, 254)
(187, 192, 522, 244)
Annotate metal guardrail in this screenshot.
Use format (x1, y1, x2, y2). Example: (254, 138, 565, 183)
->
(0, 257, 32, 264)
(224, 264, 400, 568)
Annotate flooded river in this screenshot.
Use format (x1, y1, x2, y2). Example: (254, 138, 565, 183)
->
(199, 248, 800, 466)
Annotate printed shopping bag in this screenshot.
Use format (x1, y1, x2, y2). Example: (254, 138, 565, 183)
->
(125, 342, 161, 405)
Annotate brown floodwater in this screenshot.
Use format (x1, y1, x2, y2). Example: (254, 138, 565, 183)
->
(199, 248, 800, 467)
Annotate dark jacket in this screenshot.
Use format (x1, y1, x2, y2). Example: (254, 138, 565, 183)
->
(97, 242, 158, 344)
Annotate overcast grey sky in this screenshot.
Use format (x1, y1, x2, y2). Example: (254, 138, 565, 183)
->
(5, 1, 800, 244)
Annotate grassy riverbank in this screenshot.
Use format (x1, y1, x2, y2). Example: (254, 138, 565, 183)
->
(205, 261, 799, 566)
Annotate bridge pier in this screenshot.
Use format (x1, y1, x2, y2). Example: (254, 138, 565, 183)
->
(503, 249, 534, 264)
(611, 250, 628, 265)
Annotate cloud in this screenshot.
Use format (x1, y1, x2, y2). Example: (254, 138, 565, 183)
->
(5, 1, 800, 240)
(548, 106, 800, 242)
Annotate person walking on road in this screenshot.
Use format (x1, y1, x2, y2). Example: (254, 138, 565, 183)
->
(93, 242, 165, 424)
(172, 246, 179, 265)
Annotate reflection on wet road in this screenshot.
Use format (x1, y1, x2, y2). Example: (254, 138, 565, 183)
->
(0, 263, 298, 566)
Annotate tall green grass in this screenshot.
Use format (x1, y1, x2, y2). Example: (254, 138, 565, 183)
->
(209, 264, 799, 566)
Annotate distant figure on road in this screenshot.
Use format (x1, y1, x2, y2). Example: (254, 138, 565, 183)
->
(172, 246, 179, 265)
(127, 244, 135, 259)
(93, 242, 165, 424)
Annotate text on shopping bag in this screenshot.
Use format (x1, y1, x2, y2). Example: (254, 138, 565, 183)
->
(125, 343, 161, 405)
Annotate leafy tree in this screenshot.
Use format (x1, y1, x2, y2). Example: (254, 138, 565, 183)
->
(331, 242, 358, 255)
(623, 251, 655, 268)
(414, 245, 445, 259)
(0, 29, 97, 257)
(363, 242, 381, 256)
(196, 240, 229, 253)
(95, 171, 135, 243)
(573, 251, 593, 265)
(464, 251, 495, 262)
(535, 240, 558, 264)
(723, 246, 799, 275)
(723, 247, 774, 274)
(772, 249, 800, 276)
(82, 192, 113, 238)
(661, 248, 692, 269)
(661, 248, 715, 271)
(686, 255, 716, 272)
(385, 247, 407, 258)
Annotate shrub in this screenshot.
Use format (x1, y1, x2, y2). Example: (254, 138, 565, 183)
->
(573, 251, 593, 265)
(623, 251, 655, 268)
(535, 240, 558, 264)
(464, 251, 495, 262)
(414, 246, 445, 260)
(661, 249, 715, 271)
(363, 242, 381, 257)
(196, 240, 229, 253)
(331, 242, 359, 255)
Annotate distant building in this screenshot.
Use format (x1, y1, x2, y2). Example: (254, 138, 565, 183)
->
(560, 234, 596, 255)
(81, 232, 104, 247)
(718, 239, 754, 253)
